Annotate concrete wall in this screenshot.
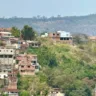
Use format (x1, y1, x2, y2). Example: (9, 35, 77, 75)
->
(0, 49, 15, 55)
(0, 49, 15, 65)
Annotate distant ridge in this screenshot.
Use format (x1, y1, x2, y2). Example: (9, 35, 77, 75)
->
(1, 14, 96, 35)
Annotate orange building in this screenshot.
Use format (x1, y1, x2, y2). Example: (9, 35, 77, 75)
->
(17, 54, 39, 76)
(48, 31, 73, 44)
(5, 69, 19, 96)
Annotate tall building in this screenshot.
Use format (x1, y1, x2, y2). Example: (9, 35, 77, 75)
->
(0, 48, 16, 79)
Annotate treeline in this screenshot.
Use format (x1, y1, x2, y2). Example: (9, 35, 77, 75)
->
(11, 25, 36, 40)
(1, 14, 96, 22)
(1, 14, 96, 35)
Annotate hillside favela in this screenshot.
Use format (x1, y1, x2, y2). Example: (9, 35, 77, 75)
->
(1, 0, 96, 96)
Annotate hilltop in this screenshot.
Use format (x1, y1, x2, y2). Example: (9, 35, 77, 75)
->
(1, 14, 96, 35)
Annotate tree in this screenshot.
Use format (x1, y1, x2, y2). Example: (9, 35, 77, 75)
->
(73, 34, 88, 44)
(21, 25, 36, 40)
(11, 27, 20, 37)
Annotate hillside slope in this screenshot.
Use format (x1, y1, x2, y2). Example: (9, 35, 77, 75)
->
(18, 38, 96, 96)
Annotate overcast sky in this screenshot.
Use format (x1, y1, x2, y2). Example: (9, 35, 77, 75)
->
(0, 0, 96, 18)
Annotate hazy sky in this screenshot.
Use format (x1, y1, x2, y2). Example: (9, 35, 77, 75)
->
(0, 0, 96, 17)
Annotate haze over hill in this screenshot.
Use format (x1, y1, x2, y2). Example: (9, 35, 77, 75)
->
(0, 14, 96, 35)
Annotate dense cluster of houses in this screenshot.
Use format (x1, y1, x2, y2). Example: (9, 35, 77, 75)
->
(0, 28, 40, 96)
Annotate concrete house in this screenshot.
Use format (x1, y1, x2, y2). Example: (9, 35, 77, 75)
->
(0, 48, 15, 65)
(0, 48, 16, 79)
(27, 40, 41, 48)
(0, 32, 14, 39)
(48, 31, 72, 44)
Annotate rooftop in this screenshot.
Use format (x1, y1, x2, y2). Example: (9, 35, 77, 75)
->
(0, 31, 12, 34)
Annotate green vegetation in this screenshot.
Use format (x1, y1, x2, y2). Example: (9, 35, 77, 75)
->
(11, 25, 36, 40)
(11, 26, 20, 37)
(18, 38, 96, 96)
(21, 25, 36, 40)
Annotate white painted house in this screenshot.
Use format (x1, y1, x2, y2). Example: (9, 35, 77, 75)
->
(0, 48, 15, 65)
(0, 32, 14, 38)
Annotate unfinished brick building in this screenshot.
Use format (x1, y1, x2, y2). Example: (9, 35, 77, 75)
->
(5, 69, 19, 96)
(48, 31, 73, 44)
(17, 54, 39, 76)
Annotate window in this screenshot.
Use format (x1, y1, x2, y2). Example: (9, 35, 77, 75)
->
(28, 66, 30, 68)
(66, 38, 69, 40)
(32, 61, 36, 64)
(35, 44, 37, 46)
(32, 44, 34, 46)
(14, 56, 16, 59)
(9, 55, 12, 58)
(0, 55, 3, 58)
(57, 33, 59, 36)
(5, 55, 7, 58)
(21, 66, 24, 68)
(60, 38, 63, 40)
(21, 70, 25, 72)
(4, 75, 7, 78)
(53, 33, 55, 35)
(11, 50, 13, 52)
